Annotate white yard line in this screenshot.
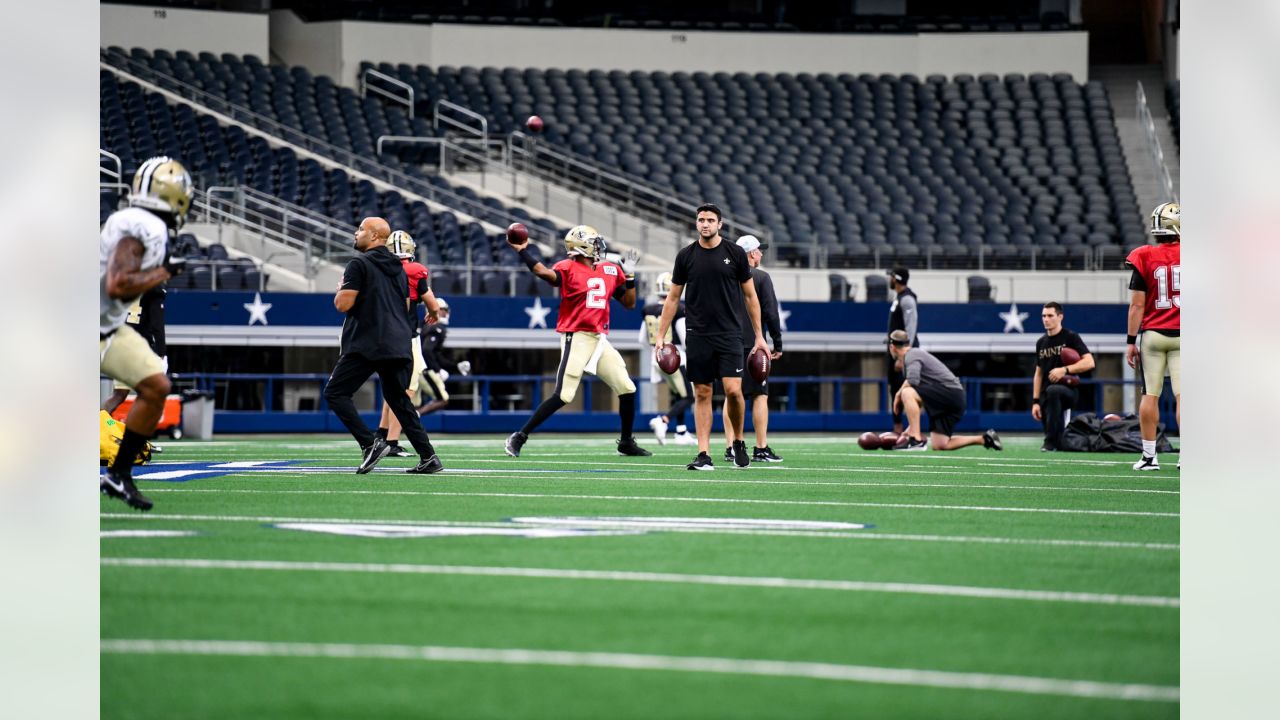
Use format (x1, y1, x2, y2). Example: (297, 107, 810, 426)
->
(145, 487, 1178, 518)
(99, 512, 1178, 550)
(99, 638, 1179, 702)
(100, 557, 1180, 608)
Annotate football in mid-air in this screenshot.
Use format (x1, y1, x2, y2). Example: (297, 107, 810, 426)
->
(656, 344, 681, 375)
(857, 431, 879, 450)
(747, 347, 770, 383)
(878, 431, 899, 450)
(506, 222, 529, 245)
(526, 115, 544, 132)
(1060, 347, 1081, 366)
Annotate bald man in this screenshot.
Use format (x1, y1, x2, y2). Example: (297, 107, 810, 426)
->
(324, 217, 444, 474)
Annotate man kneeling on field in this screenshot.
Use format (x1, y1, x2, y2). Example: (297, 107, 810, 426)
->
(887, 330, 1002, 452)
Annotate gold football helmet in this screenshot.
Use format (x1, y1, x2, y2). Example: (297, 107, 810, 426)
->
(1148, 202, 1180, 239)
(130, 156, 194, 223)
(389, 230, 416, 259)
(654, 271, 673, 297)
(564, 225, 604, 259)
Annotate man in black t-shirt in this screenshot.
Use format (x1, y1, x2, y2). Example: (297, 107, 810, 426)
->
(323, 217, 443, 475)
(654, 203, 770, 470)
(886, 266, 919, 433)
(1032, 302, 1096, 451)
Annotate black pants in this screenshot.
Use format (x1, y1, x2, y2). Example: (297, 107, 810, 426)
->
(888, 357, 906, 424)
(1040, 384, 1078, 450)
(325, 352, 434, 457)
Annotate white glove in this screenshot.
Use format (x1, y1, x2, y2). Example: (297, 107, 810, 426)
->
(621, 248, 639, 279)
(439, 369, 450, 382)
(457, 360, 471, 376)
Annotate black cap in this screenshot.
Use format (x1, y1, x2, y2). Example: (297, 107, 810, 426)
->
(888, 266, 909, 284)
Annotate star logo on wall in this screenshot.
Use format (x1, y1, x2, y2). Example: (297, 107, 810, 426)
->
(998, 302, 1028, 334)
(778, 306, 790, 332)
(524, 296, 552, 329)
(243, 292, 273, 326)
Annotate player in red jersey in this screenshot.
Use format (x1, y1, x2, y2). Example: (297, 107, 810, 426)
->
(504, 225, 651, 458)
(1126, 202, 1181, 471)
(377, 230, 441, 457)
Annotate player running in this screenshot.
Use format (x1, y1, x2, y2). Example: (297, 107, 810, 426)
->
(1126, 202, 1181, 471)
(504, 226, 651, 458)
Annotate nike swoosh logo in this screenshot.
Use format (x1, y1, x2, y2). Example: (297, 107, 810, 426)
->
(102, 475, 125, 492)
(735, 368, 743, 373)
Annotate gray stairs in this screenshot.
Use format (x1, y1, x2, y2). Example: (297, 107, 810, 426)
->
(1092, 64, 1180, 222)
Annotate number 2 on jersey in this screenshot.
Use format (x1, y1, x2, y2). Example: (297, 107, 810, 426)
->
(1153, 264, 1181, 309)
(585, 277, 608, 309)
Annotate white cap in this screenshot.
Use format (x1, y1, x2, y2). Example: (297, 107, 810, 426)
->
(736, 235, 768, 253)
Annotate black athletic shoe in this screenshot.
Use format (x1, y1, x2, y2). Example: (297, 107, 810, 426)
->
(1132, 455, 1160, 471)
(616, 438, 652, 457)
(504, 431, 527, 458)
(406, 454, 445, 474)
(983, 429, 1003, 451)
(901, 437, 928, 452)
(732, 440, 750, 468)
(386, 442, 412, 457)
(1040, 444, 1057, 452)
(752, 446, 782, 462)
(357, 437, 391, 474)
(100, 469, 153, 511)
(687, 452, 715, 471)
(723, 447, 734, 463)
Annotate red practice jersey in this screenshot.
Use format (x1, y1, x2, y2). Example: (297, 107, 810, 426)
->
(1126, 242, 1180, 331)
(402, 260, 429, 301)
(553, 258, 626, 334)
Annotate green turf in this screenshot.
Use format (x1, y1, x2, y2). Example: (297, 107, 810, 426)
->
(101, 434, 1179, 719)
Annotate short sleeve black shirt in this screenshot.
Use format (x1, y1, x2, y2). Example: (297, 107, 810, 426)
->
(670, 239, 752, 337)
(1035, 328, 1091, 379)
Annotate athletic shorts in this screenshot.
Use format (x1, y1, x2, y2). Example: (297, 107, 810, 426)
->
(1136, 330, 1180, 397)
(918, 384, 966, 438)
(100, 325, 167, 390)
(685, 332, 742, 385)
(554, 331, 635, 403)
(740, 347, 768, 397)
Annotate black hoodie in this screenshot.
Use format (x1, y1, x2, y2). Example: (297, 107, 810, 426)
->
(338, 245, 411, 359)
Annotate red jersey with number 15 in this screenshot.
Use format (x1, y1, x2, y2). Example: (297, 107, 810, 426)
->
(1126, 242, 1180, 331)
(553, 258, 625, 334)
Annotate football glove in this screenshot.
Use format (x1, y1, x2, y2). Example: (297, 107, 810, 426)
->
(439, 369, 450, 382)
(621, 249, 639, 280)
(163, 252, 187, 276)
(457, 360, 472, 376)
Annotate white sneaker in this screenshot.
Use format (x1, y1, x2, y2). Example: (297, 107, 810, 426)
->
(673, 432, 697, 445)
(648, 417, 668, 445)
(1132, 455, 1160, 471)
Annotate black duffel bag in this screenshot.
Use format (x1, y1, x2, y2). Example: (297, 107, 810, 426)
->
(1060, 412, 1175, 453)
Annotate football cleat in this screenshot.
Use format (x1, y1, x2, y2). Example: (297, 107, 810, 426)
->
(616, 438, 652, 457)
(1133, 455, 1160, 471)
(673, 432, 697, 445)
(901, 437, 928, 452)
(732, 440, 750, 468)
(752, 446, 782, 462)
(406, 455, 445, 474)
(357, 438, 391, 474)
(649, 416, 668, 445)
(686, 452, 714, 471)
(385, 442, 412, 457)
(1148, 202, 1180, 239)
(504, 431, 528, 458)
(564, 225, 604, 259)
(100, 470, 153, 511)
(983, 429, 1003, 451)
(724, 447, 734, 462)
(389, 230, 416, 259)
(130, 156, 194, 225)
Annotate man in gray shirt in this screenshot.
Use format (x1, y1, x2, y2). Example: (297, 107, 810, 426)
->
(721, 235, 784, 462)
(886, 267, 919, 433)
(887, 330, 1002, 452)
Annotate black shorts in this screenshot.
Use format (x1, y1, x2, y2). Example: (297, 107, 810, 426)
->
(686, 333, 743, 385)
(918, 384, 966, 438)
(740, 347, 768, 397)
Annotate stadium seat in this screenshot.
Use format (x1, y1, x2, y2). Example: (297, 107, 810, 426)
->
(966, 275, 994, 303)
(864, 274, 888, 302)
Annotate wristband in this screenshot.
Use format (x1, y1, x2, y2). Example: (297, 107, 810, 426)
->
(1126, 335, 1137, 344)
(625, 278, 635, 289)
(1032, 398, 1040, 405)
(518, 248, 538, 271)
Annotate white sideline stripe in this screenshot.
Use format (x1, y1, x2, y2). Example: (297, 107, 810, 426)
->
(99, 638, 1179, 702)
(99, 513, 1178, 551)
(100, 557, 1180, 608)
(147, 487, 1177, 518)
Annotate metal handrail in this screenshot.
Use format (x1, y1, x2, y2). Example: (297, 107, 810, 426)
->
(360, 67, 415, 119)
(434, 99, 488, 142)
(99, 148, 122, 183)
(1136, 81, 1178, 203)
(99, 50, 554, 245)
(195, 187, 356, 274)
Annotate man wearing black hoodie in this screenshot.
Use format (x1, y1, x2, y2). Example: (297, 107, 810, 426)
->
(324, 216, 443, 475)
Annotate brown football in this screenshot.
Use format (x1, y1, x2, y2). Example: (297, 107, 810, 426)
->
(878, 431, 899, 450)
(656, 344, 681, 375)
(857, 431, 880, 450)
(506, 222, 529, 245)
(1059, 347, 1081, 366)
(747, 347, 770, 383)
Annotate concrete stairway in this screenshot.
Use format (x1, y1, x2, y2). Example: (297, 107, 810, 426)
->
(1092, 64, 1180, 221)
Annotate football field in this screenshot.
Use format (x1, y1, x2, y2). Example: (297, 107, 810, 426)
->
(101, 434, 1179, 719)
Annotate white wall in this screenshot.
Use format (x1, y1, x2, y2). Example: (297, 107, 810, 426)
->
(268, 13, 1089, 88)
(100, 4, 268, 59)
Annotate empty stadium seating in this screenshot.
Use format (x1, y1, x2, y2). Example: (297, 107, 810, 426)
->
(1166, 81, 1180, 148)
